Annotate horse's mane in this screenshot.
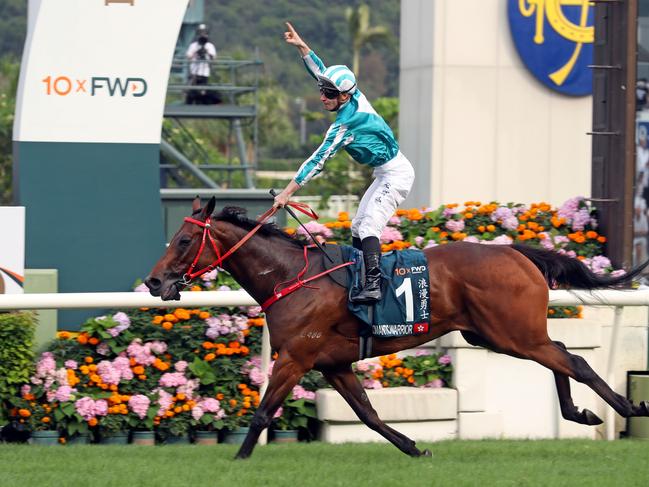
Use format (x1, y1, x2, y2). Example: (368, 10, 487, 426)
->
(212, 206, 307, 248)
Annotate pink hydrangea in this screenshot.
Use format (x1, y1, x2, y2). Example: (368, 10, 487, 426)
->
(134, 282, 149, 292)
(64, 360, 78, 370)
(112, 357, 133, 381)
(355, 361, 371, 373)
(55, 385, 74, 402)
(297, 221, 333, 239)
(445, 219, 465, 233)
(438, 354, 452, 365)
(292, 385, 315, 401)
(128, 394, 151, 420)
(174, 361, 188, 373)
(200, 398, 222, 414)
(201, 268, 218, 282)
(246, 306, 262, 318)
(425, 379, 444, 388)
(156, 389, 174, 416)
(75, 397, 108, 421)
(159, 372, 187, 388)
(176, 379, 199, 399)
(97, 360, 121, 385)
(380, 226, 403, 244)
(273, 406, 283, 419)
(362, 379, 383, 389)
(107, 311, 131, 337)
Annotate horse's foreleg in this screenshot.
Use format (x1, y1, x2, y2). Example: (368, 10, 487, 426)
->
(323, 366, 431, 457)
(234, 353, 306, 460)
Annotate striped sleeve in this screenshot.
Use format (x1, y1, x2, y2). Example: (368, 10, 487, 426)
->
(302, 50, 326, 80)
(294, 123, 351, 186)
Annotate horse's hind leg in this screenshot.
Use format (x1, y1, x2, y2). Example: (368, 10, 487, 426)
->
(550, 342, 602, 425)
(531, 341, 649, 421)
(323, 366, 431, 458)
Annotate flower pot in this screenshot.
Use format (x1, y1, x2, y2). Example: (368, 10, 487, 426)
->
(66, 434, 90, 445)
(30, 430, 60, 446)
(164, 433, 190, 445)
(194, 430, 218, 445)
(132, 430, 155, 446)
(272, 429, 298, 443)
(101, 431, 129, 445)
(222, 427, 250, 445)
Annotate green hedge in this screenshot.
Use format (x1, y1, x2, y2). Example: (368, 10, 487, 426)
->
(0, 312, 36, 424)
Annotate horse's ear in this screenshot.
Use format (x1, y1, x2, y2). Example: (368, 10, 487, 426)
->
(192, 196, 201, 213)
(201, 196, 216, 218)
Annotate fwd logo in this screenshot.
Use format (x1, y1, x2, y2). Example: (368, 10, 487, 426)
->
(42, 75, 148, 97)
(91, 77, 147, 97)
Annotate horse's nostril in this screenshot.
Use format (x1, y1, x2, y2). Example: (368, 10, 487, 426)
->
(145, 277, 161, 291)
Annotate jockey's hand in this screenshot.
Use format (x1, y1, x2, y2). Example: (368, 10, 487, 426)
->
(284, 22, 306, 49)
(273, 190, 291, 209)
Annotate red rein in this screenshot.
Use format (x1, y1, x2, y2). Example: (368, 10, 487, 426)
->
(181, 202, 352, 310)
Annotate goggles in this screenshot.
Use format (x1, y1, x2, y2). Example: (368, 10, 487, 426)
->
(319, 87, 341, 99)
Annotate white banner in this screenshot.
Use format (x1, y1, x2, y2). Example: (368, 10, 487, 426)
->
(0, 207, 25, 294)
(13, 0, 189, 144)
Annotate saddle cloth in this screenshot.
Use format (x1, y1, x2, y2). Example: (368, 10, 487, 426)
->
(323, 244, 431, 338)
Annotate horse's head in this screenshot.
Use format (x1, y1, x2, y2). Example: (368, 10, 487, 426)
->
(145, 196, 217, 301)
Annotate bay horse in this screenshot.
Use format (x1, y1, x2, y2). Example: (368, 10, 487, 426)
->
(145, 197, 649, 459)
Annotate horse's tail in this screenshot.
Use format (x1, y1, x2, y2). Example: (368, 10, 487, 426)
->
(511, 244, 649, 289)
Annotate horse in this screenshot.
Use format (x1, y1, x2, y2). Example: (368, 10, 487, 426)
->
(145, 196, 649, 459)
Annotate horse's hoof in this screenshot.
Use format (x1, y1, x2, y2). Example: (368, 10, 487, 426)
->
(583, 408, 603, 425)
(639, 401, 649, 416)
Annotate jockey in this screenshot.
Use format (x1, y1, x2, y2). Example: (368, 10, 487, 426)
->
(273, 22, 415, 303)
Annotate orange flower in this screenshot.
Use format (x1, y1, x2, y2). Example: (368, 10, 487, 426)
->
(132, 365, 145, 375)
(586, 231, 598, 239)
(597, 236, 607, 243)
(202, 341, 213, 350)
(162, 322, 173, 331)
(84, 357, 94, 364)
(57, 331, 71, 340)
(199, 311, 210, 320)
(338, 211, 350, 222)
(88, 337, 100, 346)
(88, 418, 98, 427)
(18, 409, 31, 418)
(152, 315, 164, 325)
(77, 333, 89, 345)
(204, 353, 216, 361)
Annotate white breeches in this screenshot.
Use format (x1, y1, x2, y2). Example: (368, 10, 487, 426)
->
(351, 151, 415, 240)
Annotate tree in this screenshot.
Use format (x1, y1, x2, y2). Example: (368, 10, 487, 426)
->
(0, 58, 19, 205)
(345, 3, 391, 80)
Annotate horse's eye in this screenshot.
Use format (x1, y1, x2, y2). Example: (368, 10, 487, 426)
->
(178, 237, 192, 247)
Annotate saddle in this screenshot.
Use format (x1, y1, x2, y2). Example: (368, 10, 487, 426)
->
(322, 244, 431, 360)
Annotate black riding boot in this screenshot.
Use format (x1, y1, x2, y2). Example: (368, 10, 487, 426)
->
(352, 237, 382, 303)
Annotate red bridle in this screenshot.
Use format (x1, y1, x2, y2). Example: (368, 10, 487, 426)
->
(179, 202, 319, 286)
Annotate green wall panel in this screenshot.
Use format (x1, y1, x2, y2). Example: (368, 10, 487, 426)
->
(13, 141, 165, 329)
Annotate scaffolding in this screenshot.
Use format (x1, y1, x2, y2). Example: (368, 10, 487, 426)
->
(161, 57, 262, 189)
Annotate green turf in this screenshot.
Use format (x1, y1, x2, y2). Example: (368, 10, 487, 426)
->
(1, 440, 648, 487)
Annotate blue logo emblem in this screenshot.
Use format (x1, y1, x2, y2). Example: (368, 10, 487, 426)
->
(507, 0, 594, 96)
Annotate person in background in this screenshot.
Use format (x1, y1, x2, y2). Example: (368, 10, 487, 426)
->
(273, 22, 415, 304)
(185, 24, 219, 105)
